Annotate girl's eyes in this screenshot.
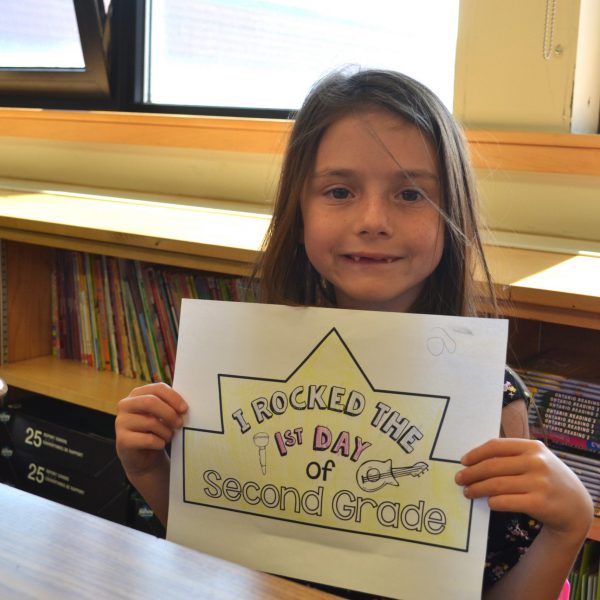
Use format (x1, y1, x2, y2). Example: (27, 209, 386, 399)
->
(326, 187, 352, 200)
(399, 189, 424, 202)
(323, 187, 426, 202)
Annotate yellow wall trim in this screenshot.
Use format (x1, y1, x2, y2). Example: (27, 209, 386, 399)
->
(0, 108, 292, 154)
(1, 108, 600, 175)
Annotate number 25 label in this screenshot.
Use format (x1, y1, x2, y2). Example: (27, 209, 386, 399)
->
(27, 463, 45, 484)
(24, 427, 43, 448)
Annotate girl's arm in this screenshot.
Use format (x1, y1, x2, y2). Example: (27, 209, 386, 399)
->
(115, 382, 188, 526)
(457, 399, 593, 600)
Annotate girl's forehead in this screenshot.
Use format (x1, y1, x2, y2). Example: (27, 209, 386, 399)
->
(315, 109, 438, 172)
(324, 108, 420, 139)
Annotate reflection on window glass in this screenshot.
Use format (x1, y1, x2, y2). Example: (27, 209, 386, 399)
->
(0, 0, 84, 69)
(146, 0, 459, 111)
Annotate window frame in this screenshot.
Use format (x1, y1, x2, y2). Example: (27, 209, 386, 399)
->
(0, 0, 112, 107)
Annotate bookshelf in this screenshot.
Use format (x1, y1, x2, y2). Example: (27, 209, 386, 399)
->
(0, 193, 598, 541)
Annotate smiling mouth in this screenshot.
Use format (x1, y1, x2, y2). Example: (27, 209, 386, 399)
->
(345, 254, 400, 264)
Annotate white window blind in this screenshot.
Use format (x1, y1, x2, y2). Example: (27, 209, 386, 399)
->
(0, 0, 84, 69)
(146, 0, 459, 111)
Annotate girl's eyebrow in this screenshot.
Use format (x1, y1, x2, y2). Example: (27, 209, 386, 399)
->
(312, 168, 439, 182)
(311, 168, 355, 179)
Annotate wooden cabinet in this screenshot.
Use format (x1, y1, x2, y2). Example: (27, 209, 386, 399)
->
(0, 195, 598, 539)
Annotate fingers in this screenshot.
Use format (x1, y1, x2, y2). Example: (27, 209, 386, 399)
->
(486, 492, 538, 514)
(115, 383, 188, 457)
(455, 437, 595, 536)
(128, 382, 188, 414)
(118, 395, 182, 430)
(117, 412, 177, 446)
(456, 438, 550, 493)
(460, 437, 545, 466)
(456, 454, 530, 486)
(462, 473, 537, 499)
(117, 430, 168, 453)
(456, 441, 550, 483)
(117, 383, 188, 430)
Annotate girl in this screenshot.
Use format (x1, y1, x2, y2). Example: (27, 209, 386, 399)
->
(115, 69, 593, 599)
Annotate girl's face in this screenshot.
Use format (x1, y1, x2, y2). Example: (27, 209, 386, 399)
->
(301, 109, 444, 312)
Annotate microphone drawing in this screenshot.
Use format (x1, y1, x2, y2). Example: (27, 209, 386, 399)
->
(253, 432, 270, 475)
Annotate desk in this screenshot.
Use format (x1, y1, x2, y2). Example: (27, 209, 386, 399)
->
(0, 484, 338, 599)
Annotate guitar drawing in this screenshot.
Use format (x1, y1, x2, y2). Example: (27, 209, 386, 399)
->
(356, 459, 429, 493)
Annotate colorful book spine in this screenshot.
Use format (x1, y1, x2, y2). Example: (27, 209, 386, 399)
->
(84, 254, 102, 369)
(50, 252, 60, 357)
(101, 255, 119, 373)
(75, 253, 93, 367)
(108, 257, 133, 378)
(128, 261, 161, 382)
(138, 263, 171, 384)
(65, 252, 80, 361)
(91, 255, 112, 371)
(530, 425, 600, 454)
(49, 250, 256, 383)
(158, 269, 179, 341)
(146, 266, 176, 382)
(117, 259, 141, 380)
(120, 272, 150, 382)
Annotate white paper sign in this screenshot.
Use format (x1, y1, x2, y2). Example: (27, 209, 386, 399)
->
(168, 300, 508, 599)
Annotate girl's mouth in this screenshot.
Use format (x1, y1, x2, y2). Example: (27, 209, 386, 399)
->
(345, 254, 399, 264)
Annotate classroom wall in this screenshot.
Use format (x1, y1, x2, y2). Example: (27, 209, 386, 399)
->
(454, 0, 600, 252)
(0, 137, 280, 211)
(454, 0, 600, 133)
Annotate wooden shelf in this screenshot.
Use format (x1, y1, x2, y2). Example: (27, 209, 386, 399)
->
(481, 246, 600, 330)
(0, 355, 141, 415)
(0, 191, 268, 276)
(0, 194, 599, 330)
(0, 191, 598, 441)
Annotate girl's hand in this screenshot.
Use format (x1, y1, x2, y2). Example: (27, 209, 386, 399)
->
(455, 438, 593, 541)
(115, 382, 188, 478)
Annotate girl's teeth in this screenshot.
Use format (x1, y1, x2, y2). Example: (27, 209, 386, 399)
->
(350, 256, 394, 262)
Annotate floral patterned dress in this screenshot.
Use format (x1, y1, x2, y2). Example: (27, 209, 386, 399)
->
(483, 367, 541, 589)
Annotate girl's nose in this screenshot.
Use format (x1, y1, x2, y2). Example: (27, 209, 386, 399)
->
(355, 194, 393, 237)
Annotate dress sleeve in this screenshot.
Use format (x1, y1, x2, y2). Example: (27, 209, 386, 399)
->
(483, 366, 541, 589)
(502, 365, 532, 408)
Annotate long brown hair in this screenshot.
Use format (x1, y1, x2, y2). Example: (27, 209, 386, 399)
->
(254, 68, 496, 317)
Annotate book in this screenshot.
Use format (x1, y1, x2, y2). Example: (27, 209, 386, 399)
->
(145, 266, 176, 381)
(83, 254, 102, 369)
(91, 255, 112, 371)
(530, 426, 600, 454)
(101, 256, 119, 372)
(157, 269, 179, 342)
(137, 263, 171, 383)
(128, 261, 161, 382)
(48, 249, 256, 382)
(75, 253, 93, 367)
(107, 257, 133, 378)
(120, 273, 150, 382)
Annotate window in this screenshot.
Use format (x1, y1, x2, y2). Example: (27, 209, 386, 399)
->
(144, 0, 459, 115)
(1, 0, 84, 68)
(0, 0, 110, 104)
(0, 0, 459, 115)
